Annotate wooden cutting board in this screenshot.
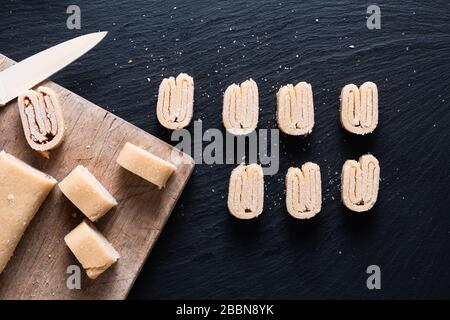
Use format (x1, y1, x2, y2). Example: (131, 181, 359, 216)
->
(0, 54, 195, 300)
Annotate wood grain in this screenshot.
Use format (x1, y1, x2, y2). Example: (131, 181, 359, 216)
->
(0, 54, 195, 300)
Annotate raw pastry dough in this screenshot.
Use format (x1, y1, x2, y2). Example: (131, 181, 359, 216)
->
(286, 162, 321, 219)
(18, 86, 65, 156)
(64, 220, 120, 279)
(227, 163, 264, 219)
(340, 82, 378, 135)
(222, 79, 259, 135)
(341, 154, 380, 212)
(156, 73, 194, 130)
(116, 142, 177, 189)
(0, 150, 57, 273)
(58, 166, 117, 222)
(277, 82, 314, 135)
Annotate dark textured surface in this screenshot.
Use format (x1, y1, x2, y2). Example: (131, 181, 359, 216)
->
(0, 0, 449, 299)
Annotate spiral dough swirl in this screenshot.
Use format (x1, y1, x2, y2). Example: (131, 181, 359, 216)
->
(228, 164, 264, 219)
(341, 154, 380, 212)
(223, 79, 259, 135)
(156, 73, 194, 130)
(340, 82, 378, 135)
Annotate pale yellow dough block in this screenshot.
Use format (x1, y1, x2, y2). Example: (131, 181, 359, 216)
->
(64, 220, 120, 279)
(58, 166, 117, 222)
(116, 142, 177, 189)
(0, 150, 57, 273)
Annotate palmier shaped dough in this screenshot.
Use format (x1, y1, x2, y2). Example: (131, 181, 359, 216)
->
(18, 86, 65, 155)
(286, 162, 321, 219)
(340, 81, 378, 134)
(341, 154, 380, 212)
(227, 164, 264, 219)
(156, 73, 194, 130)
(277, 82, 314, 135)
(223, 79, 259, 135)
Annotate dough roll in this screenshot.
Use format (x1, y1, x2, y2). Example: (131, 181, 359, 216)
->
(0, 150, 57, 273)
(156, 73, 194, 130)
(277, 82, 314, 135)
(227, 164, 264, 219)
(286, 162, 321, 219)
(18, 86, 65, 156)
(341, 154, 380, 212)
(222, 79, 259, 135)
(340, 82, 378, 135)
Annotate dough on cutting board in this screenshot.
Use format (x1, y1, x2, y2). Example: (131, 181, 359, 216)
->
(341, 154, 380, 212)
(227, 163, 264, 219)
(156, 73, 194, 130)
(0, 150, 57, 273)
(277, 82, 314, 135)
(116, 142, 177, 189)
(340, 81, 378, 135)
(286, 162, 321, 219)
(18, 86, 65, 157)
(222, 79, 259, 135)
(64, 220, 120, 279)
(58, 165, 117, 222)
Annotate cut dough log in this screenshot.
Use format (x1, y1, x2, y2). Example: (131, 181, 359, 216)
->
(0, 150, 57, 273)
(286, 162, 321, 219)
(277, 82, 314, 135)
(116, 142, 177, 189)
(58, 166, 117, 222)
(156, 73, 194, 130)
(222, 79, 259, 135)
(341, 154, 380, 212)
(64, 220, 120, 279)
(340, 82, 378, 134)
(18, 86, 65, 156)
(227, 163, 264, 219)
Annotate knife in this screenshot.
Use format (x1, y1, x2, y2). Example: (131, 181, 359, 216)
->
(0, 31, 107, 107)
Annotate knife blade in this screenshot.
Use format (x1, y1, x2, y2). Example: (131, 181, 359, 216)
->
(0, 31, 107, 106)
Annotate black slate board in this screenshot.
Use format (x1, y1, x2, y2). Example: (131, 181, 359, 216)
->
(0, 0, 449, 299)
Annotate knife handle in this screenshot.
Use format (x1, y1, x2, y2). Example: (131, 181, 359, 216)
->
(0, 78, 6, 107)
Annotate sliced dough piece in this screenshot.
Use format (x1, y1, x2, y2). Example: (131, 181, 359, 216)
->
(156, 73, 194, 130)
(227, 163, 264, 219)
(18, 86, 65, 156)
(341, 154, 380, 212)
(64, 220, 120, 279)
(116, 142, 177, 189)
(340, 81, 378, 135)
(222, 79, 259, 135)
(286, 162, 321, 219)
(277, 82, 314, 135)
(0, 150, 57, 273)
(58, 166, 117, 222)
